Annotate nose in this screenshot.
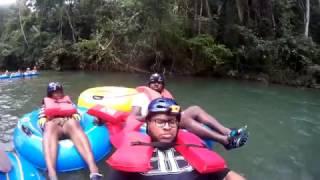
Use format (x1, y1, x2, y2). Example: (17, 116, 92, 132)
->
(162, 122, 171, 130)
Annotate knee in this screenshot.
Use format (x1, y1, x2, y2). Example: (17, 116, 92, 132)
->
(182, 105, 202, 119)
(190, 105, 202, 111)
(44, 122, 58, 134)
(179, 117, 195, 129)
(65, 119, 82, 132)
(185, 105, 201, 112)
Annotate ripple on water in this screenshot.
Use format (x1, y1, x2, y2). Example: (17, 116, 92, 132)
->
(289, 155, 304, 167)
(252, 156, 265, 166)
(311, 125, 320, 135)
(296, 129, 312, 137)
(291, 116, 320, 126)
(0, 114, 12, 118)
(266, 163, 295, 179)
(0, 114, 19, 144)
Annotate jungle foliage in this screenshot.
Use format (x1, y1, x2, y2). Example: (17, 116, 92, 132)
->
(0, 0, 320, 87)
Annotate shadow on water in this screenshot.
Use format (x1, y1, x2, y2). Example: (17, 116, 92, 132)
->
(0, 71, 319, 180)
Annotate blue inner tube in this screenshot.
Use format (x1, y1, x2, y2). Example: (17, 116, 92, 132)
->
(9, 73, 23, 78)
(0, 75, 9, 79)
(23, 72, 40, 77)
(13, 107, 112, 172)
(0, 72, 39, 80)
(0, 152, 44, 180)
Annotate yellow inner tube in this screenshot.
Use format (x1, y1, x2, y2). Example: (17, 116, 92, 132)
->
(77, 86, 138, 112)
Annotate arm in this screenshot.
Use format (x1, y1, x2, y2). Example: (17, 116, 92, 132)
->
(208, 169, 245, 180)
(224, 171, 246, 180)
(38, 103, 48, 128)
(130, 93, 150, 121)
(71, 103, 81, 120)
(130, 106, 144, 121)
(38, 104, 46, 119)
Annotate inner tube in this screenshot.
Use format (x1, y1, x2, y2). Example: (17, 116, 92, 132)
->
(0, 72, 39, 80)
(77, 86, 138, 112)
(9, 73, 23, 79)
(13, 107, 112, 172)
(0, 75, 9, 79)
(0, 151, 44, 180)
(23, 72, 39, 77)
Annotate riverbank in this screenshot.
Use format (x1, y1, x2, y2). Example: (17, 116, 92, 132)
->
(37, 64, 320, 89)
(225, 66, 320, 89)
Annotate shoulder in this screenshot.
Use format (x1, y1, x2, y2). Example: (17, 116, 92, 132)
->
(132, 93, 149, 104)
(134, 92, 148, 99)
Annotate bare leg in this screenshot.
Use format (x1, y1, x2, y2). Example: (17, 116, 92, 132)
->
(182, 106, 231, 135)
(63, 118, 99, 174)
(224, 171, 246, 180)
(0, 149, 11, 173)
(43, 120, 63, 179)
(180, 117, 229, 145)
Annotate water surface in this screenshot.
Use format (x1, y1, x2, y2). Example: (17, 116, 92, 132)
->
(0, 71, 319, 180)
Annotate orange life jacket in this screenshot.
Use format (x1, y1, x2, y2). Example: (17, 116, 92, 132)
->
(87, 105, 129, 134)
(44, 96, 77, 119)
(107, 129, 227, 174)
(136, 86, 174, 100)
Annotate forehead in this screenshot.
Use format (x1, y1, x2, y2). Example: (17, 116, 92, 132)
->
(149, 113, 177, 121)
(52, 90, 63, 94)
(149, 81, 163, 84)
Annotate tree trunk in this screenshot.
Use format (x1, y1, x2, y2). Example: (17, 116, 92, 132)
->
(59, 6, 63, 44)
(235, 0, 243, 23)
(217, 0, 225, 16)
(64, 6, 76, 42)
(17, 0, 28, 47)
(304, 0, 310, 37)
(198, 0, 203, 34)
(193, 0, 198, 34)
(205, 0, 212, 18)
(271, 12, 276, 32)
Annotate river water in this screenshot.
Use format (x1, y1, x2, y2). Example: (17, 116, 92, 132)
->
(0, 71, 319, 180)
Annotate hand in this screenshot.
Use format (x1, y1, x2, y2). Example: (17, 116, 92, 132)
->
(72, 114, 81, 121)
(38, 118, 47, 127)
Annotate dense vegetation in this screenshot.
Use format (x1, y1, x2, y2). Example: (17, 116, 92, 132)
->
(0, 0, 320, 87)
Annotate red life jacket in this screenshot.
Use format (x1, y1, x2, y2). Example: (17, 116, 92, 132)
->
(44, 96, 77, 119)
(107, 126, 227, 174)
(136, 86, 174, 100)
(87, 105, 129, 134)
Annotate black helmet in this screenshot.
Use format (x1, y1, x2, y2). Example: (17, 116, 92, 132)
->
(149, 73, 165, 84)
(47, 82, 63, 97)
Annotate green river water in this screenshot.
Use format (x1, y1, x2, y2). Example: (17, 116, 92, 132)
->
(0, 71, 319, 180)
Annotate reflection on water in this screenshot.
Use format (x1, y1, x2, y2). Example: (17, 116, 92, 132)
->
(0, 80, 30, 150)
(0, 71, 319, 180)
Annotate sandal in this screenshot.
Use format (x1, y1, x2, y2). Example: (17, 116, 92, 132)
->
(225, 126, 248, 150)
(229, 126, 247, 138)
(90, 173, 103, 180)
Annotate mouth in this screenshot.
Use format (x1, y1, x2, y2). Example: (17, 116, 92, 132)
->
(160, 134, 173, 139)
